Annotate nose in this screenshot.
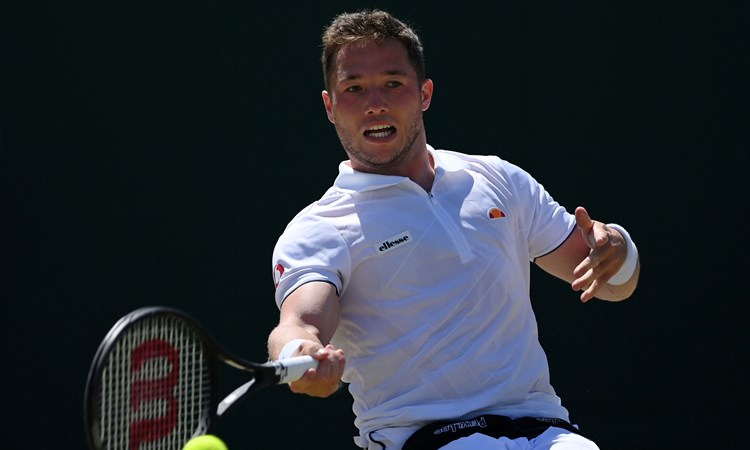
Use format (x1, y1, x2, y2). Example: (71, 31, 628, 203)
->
(365, 88, 388, 115)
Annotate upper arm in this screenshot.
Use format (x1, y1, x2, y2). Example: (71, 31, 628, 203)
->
(278, 281, 341, 345)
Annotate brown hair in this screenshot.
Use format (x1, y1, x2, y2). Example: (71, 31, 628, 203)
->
(321, 9, 426, 90)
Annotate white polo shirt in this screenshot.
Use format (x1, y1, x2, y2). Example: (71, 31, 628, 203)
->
(272, 146, 577, 449)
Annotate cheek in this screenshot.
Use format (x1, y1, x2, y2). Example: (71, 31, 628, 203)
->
(330, 100, 359, 124)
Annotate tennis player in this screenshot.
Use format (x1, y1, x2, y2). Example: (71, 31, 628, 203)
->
(267, 9, 640, 450)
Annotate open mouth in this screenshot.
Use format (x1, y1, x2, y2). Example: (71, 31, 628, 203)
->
(364, 124, 396, 138)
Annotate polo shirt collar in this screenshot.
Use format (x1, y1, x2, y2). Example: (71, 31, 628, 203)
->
(333, 145, 468, 193)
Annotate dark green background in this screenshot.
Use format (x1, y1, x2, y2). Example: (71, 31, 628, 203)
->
(1, 1, 747, 449)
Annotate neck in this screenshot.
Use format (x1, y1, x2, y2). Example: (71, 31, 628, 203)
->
(410, 150, 435, 192)
(348, 144, 435, 192)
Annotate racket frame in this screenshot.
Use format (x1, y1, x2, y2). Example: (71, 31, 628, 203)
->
(83, 306, 313, 450)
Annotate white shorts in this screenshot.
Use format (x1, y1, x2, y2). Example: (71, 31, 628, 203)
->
(438, 427, 600, 450)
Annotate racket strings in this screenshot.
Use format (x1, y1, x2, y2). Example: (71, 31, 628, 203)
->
(97, 315, 211, 450)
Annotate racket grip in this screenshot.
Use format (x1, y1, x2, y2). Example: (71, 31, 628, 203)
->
(275, 355, 318, 384)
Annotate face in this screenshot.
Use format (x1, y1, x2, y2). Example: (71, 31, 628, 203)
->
(322, 38, 433, 174)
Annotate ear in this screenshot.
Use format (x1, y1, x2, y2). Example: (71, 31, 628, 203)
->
(420, 79, 434, 112)
(322, 90, 335, 123)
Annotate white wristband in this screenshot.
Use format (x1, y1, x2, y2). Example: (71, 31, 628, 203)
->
(606, 223, 638, 285)
(278, 339, 310, 360)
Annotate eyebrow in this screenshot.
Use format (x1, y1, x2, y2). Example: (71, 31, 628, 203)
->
(340, 69, 409, 82)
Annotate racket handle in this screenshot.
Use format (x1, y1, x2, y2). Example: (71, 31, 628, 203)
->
(274, 355, 318, 384)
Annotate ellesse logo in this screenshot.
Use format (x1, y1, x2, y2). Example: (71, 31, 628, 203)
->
(488, 207, 506, 219)
(375, 231, 413, 254)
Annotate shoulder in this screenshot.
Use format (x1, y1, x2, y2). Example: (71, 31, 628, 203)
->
(282, 186, 350, 225)
(278, 188, 361, 247)
(434, 149, 535, 185)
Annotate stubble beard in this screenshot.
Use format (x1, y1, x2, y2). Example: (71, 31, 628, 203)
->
(335, 111, 424, 173)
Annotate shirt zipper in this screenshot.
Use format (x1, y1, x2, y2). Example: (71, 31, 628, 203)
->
(427, 191, 474, 263)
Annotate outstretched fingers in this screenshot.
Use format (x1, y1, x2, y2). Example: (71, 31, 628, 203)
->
(572, 206, 614, 301)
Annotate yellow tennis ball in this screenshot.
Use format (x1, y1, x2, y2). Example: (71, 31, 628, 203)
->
(183, 434, 228, 450)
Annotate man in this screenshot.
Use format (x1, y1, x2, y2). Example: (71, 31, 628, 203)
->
(267, 9, 640, 450)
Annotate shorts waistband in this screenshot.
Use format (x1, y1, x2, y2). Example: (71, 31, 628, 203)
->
(401, 415, 582, 450)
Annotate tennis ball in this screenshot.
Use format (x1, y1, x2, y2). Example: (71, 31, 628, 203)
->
(183, 434, 228, 450)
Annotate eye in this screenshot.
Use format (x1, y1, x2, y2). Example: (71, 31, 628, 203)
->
(386, 80, 403, 88)
(344, 85, 362, 93)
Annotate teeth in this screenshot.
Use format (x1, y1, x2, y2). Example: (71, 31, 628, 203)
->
(366, 125, 394, 138)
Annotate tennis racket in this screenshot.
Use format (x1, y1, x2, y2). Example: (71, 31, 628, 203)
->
(83, 306, 317, 450)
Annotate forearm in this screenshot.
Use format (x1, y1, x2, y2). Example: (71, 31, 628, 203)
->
(267, 323, 323, 360)
(268, 281, 341, 360)
(537, 210, 641, 303)
(266, 284, 346, 398)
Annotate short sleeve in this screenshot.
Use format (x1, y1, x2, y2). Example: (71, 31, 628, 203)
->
(272, 215, 351, 308)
